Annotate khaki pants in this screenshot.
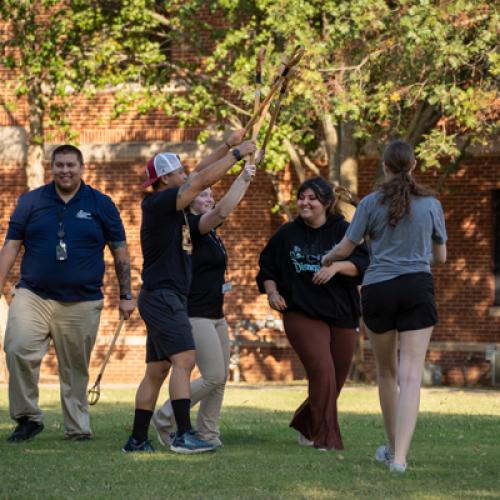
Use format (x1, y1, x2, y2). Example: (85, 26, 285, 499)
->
(4, 288, 103, 437)
(155, 317, 230, 440)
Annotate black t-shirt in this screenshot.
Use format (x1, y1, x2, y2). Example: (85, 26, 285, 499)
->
(141, 188, 200, 296)
(187, 213, 227, 319)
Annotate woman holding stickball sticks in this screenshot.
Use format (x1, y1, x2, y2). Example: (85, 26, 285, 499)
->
(321, 140, 447, 472)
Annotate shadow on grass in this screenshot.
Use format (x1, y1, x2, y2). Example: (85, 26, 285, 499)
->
(0, 400, 499, 499)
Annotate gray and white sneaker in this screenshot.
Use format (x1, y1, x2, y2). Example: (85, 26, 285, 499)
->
(298, 433, 314, 447)
(389, 462, 407, 473)
(375, 445, 394, 464)
(170, 430, 216, 454)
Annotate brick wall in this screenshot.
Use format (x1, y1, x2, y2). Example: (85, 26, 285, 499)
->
(1, 152, 499, 385)
(1, 10, 499, 386)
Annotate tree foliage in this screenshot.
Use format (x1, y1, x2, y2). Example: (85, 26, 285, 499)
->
(0, 0, 168, 187)
(147, 0, 498, 196)
(1, 1, 497, 195)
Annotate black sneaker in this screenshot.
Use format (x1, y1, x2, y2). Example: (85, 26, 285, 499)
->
(122, 435, 155, 453)
(7, 419, 44, 443)
(65, 434, 92, 441)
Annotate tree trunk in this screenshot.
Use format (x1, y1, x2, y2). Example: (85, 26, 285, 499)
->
(26, 91, 46, 190)
(321, 113, 340, 183)
(338, 120, 359, 195)
(26, 143, 45, 190)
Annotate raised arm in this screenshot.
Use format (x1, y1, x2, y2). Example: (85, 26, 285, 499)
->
(0, 239, 23, 297)
(108, 241, 136, 319)
(193, 129, 246, 173)
(176, 140, 256, 211)
(197, 152, 263, 234)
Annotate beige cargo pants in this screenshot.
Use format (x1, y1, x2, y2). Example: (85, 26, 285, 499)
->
(4, 288, 103, 437)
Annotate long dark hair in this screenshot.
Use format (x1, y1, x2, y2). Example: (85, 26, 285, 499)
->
(297, 177, 357, 217)
(378, 140, 435, 227)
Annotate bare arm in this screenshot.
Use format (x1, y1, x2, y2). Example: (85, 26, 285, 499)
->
(0, 239, 23, 296)
(312, 260, 359, 285)
(430, 242, 447, 266)
(322, 236, 358, 266)
(108, 241, 136, 319)
(176, 140, 256, 211)
(193, 129, 246, 173)
(263, 279, 287, 311)
(198, 163, 257, 234)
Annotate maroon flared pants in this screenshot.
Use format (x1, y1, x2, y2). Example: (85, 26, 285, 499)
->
(283, 311, 357, 450)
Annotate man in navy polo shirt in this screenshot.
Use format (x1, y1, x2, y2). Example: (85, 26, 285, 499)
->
(0, 144, 135, 442)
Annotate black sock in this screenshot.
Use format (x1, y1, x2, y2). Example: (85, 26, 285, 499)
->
(131, 409, 153, 442)
(171, 399, 191, 436)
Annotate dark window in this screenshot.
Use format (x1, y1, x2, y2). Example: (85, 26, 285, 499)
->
(494, 190, 500, 305)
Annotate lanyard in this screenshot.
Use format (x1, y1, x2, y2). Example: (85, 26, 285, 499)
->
(208, 230, 227, 267)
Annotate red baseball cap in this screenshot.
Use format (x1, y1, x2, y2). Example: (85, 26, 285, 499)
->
(143, 153, 183, 189)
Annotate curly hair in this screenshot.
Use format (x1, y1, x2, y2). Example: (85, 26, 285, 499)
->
(378, 140, 435, 227)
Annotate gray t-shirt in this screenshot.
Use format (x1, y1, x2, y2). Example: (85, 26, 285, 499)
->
(346, 191, 447, 286)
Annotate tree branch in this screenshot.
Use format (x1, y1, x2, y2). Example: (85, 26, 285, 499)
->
(406, 101, 441, 146)
(283, 138, 305, 183)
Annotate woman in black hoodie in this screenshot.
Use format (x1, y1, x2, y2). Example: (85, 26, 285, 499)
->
(257, 177, 369, 451)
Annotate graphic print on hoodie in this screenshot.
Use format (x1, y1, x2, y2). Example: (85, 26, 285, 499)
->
(290, 243, 323, 273)
(257, 215, 370, 328)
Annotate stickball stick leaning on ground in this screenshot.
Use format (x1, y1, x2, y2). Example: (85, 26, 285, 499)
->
(88, 317, 125, 405)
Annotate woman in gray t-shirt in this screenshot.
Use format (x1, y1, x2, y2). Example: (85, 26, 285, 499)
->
(322, 140, 447, 473)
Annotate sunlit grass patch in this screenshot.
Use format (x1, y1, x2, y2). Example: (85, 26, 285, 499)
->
(0, 384, 499, 499)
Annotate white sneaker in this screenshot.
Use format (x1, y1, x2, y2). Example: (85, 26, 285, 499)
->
(151, 413, 175, 447)
(298, 433, 314, 446)
(375, 445, 394, 464)
(389, 462, 407, 473)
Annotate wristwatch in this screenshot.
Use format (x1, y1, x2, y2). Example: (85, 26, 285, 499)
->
(120, 292, 133, 300)
(231, 148, 242, 161)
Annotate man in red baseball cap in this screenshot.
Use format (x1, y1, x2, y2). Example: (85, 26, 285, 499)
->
(123, 130, 255, 454)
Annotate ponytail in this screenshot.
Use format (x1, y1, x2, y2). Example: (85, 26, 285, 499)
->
(378, 140, 435, 227)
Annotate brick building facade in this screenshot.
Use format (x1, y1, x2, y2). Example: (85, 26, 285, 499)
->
(1, 16, 499, 387)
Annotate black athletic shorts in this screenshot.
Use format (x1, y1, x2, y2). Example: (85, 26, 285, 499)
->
(138, 288, 195, 362)
(361, 272, 438, 334)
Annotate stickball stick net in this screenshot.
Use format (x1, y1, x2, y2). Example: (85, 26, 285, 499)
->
(88, 317, 125, 406)
(242, 45, 304, 137)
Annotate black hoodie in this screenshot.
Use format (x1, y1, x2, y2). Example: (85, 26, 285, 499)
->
(257, 214, 369, 328)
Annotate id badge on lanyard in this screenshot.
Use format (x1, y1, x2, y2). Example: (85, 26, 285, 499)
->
(56, 207, 69, 261)
(209, 230, 231, 294)
(182, 211, 193, 255)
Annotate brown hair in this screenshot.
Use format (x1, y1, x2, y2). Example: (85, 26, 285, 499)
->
(378, 140, 435, 227)
(297, 177, 357, 217)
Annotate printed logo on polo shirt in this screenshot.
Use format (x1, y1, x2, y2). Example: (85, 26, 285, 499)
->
(76, 209, 93, 220)
(289, 245, 322, 273)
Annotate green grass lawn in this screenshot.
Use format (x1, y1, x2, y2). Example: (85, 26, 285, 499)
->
(1, 384, 499, 499)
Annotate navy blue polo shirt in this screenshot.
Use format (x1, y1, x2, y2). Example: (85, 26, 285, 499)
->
(6, 181, 126, 302)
